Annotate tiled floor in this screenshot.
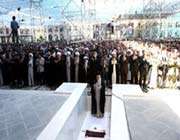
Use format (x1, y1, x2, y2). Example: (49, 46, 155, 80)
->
(0, 90, 68, 140)
(124, 96, 180, 140)
(78, 112, 110, 140)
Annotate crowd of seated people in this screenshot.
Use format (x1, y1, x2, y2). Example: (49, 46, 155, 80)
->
(0, 40, 179, 90)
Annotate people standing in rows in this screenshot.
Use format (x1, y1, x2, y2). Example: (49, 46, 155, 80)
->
(0, 41, 179, 90)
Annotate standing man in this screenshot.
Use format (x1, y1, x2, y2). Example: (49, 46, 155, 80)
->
(109, 51, 119, 87)
(130, 52, 139, 84)
(139, 54, 150, 91)
(28, 53, 34, 86)
(10, 16, 19, 43)
(93, 73, 106, 118)
(119, 51, 129, 84)
(66, 51, 72, 82)
(89, 50, 102, 115)
(73, 51, 80, 82)
(36, 54, 45, 85)
(81, 55, 89, 83)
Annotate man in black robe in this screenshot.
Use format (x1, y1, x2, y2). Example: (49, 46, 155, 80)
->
(119, 52, 129, 84)
(53, 52, 63, 87)
(89, 50, 102, 115)
(91, 73, 106, 118)
(139, 54, 150, 90)
(130, 52, 139, 84)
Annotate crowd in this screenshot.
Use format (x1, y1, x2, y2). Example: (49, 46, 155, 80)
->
(0, 40, 180, 91)
(0, 40, 180, 117)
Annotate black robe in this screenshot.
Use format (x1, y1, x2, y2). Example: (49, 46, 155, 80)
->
(54, 58, 66, 87)
(119, 56, 129, 84)
(89, 56, 104, 115)
(79, 58, 88, 83)
(129, 56, 139, 84)
(139, 57, 150, 88)
(91, 79, 106, 115)
(88, 57, 102, 85)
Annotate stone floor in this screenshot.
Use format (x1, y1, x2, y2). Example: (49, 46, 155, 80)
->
(0, 90, 68, 140)
(0, 87, 180, 140)
(0, 85, 51, 91)
(124, 96, 180, 140)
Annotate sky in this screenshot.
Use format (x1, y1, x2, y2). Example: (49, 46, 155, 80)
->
(0, 0, 179, 26)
